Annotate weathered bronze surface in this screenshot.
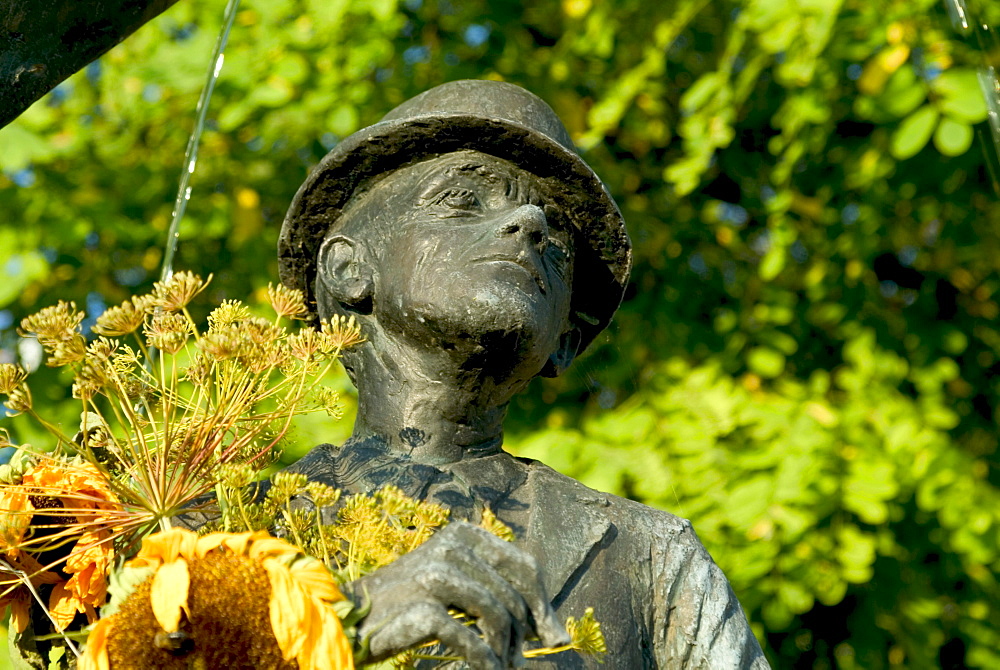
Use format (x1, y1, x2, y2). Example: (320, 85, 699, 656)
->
(280, 79, 768, 669)
(0, 0, 181, 127)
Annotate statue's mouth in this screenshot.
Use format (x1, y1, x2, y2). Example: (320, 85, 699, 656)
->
(475, 255, 547, 294)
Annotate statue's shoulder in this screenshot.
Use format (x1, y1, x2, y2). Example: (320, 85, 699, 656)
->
(286, 442, 340, 483)
(518, 457, 699, 542)
(519, 459, 769, 669)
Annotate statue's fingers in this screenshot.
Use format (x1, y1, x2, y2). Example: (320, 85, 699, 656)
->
(444, 523, 570, 647)
(431, 543, 529, 666)
(415, 562, 514, 667)
(435, 543, 528, 623)
(510, 613, 528, 669)
(365, 601, 502, 670)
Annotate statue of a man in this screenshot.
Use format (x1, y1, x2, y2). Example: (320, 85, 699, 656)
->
(278, 80, 768, 669)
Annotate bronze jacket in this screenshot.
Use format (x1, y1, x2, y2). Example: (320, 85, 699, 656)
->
(290, 441, 770, 670)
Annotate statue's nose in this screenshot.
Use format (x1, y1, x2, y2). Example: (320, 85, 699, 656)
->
(495, 204, 548, 251)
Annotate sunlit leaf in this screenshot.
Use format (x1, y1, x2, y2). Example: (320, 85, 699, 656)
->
(890, 105, 939, 159)
(934, 116, 974, 156)
(934, 68, 989, 124)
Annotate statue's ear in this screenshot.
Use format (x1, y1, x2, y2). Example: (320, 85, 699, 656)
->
(540, 327, 581, 378)
(317, 234, 374, 311)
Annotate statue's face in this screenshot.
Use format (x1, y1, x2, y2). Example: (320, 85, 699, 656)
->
(339, 151, 576, 380)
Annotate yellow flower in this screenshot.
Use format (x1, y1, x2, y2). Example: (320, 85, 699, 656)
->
(0, 460, 119, 631)
(320, 315, 365, 352)
(143, 312, 191, 355)
(151, 271, 211, 312)
(0, 363, 27, 395)
(92, 295, 154, 337)
(19, 301, 84, 341)
(267, 282, 309, 320)
(19, 301, 88, 366)
(208, 298, 251, 330)
(81, 528, 353, 670)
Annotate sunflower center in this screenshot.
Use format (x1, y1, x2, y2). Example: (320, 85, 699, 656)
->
(26, 494, 79, 573)
(27, 494, 78, 527)
(106, 552, 296, 669)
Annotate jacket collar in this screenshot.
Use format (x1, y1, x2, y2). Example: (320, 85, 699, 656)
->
(518, 462, 613, 603)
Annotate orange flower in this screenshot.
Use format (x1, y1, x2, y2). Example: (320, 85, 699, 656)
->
(0, 550, 61, 634)
(1, 460, 119, 631)
(81, 528, 353, 670)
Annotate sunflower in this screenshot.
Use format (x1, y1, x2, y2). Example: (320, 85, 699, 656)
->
(80, 528, 353, 670)
(0, 459, 119, 632)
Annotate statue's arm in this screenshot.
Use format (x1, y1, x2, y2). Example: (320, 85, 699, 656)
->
(651, 519, 770, 669)
(346, 521, 569, 670)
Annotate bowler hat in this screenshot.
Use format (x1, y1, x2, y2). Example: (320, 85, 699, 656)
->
(279, 79, 631, 354)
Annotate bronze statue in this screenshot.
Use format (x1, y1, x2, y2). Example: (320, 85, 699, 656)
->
(278, 80, 768, 669)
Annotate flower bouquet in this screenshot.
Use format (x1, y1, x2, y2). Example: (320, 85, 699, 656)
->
(0, 272, 604, 669)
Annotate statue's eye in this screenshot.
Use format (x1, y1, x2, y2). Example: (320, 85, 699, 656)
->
(549, 237, 569, 255)
(432, 188, 479, 212)
(547, 236, 571, 277)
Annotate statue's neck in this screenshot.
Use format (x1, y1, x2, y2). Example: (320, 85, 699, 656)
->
(347, 340, 512, 465)
(350, 392, 507, 464)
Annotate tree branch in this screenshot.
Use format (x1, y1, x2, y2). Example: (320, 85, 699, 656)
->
(0, 0, 181, 128)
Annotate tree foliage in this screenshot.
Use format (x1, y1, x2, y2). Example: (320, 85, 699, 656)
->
(2, 0, 1000, 667)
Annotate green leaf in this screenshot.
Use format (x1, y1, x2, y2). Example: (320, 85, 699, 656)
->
(836, 526, 876, 584)
(47, 644, 66, 670)
(748, 347, 786, 378)
(934, 68, 989, 123)
(761, 596, 794, 629)
(681, 73, 721, 113)
(757, 16, 799, 54)
(273, 53, 309, 85)
(252, 77, 295, 108)
(843, 460, 898, 524)
(0, 249, 48, 309)
(217, 101, 254, 131)
(327, 105, 359, 137)
(759, 246, 787, 281)
(778, 580, 814, 614)
(763, 330, 798, 355)
(890, 105, 939, 159)
(878, 66, 927, 118)
(726, 476, 772, 530)
(0, 124, 57, 171)
(934, 116, 973, 156)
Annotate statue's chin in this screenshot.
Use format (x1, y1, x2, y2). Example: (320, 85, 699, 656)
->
(387, 284, 557, 376)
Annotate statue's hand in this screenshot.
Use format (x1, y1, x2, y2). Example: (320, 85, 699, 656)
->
(348, 521, 569, 669)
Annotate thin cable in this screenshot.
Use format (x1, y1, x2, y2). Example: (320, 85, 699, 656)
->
(159, 0, 241, 283)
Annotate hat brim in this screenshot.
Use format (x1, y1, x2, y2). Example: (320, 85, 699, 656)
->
(279, 113, 631, 354)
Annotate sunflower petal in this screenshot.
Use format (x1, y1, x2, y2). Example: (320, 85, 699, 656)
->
(132, 527, 198, 567)
(302, 605, 354, 670)
(0, 489, 32, 550)
(150, 558, 190, 632)
(287, 556, 344, 603)
(264, 557, 309, 661)
(193, 531, 234, 557)
(9, 592, 31, 634)
(66, 562, 96, 601)
(219, 530, 259, 555)
(66, 529, 113, 574)
(16, 551, 63, 585)
(248, 535, 300, 560)
(49, 581, 82, 631)
(79, 616, 113, 670)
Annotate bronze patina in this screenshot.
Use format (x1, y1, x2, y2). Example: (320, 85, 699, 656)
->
(279, 79, 768, 670)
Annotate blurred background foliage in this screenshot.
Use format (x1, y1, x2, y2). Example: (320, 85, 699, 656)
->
(1, 0, 999, 667)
